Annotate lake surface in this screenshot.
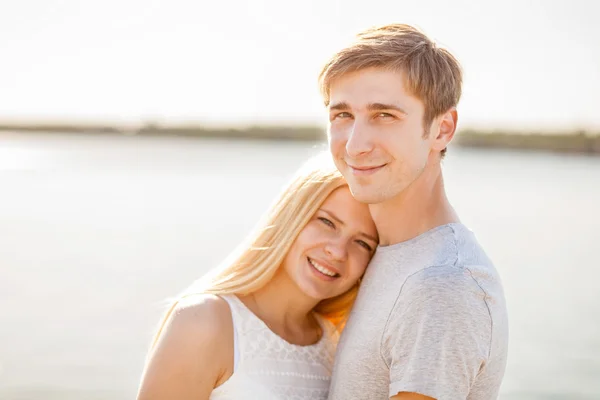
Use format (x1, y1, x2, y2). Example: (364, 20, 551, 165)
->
(0, 132, 599, 399)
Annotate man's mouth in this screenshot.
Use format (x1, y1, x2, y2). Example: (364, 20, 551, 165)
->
(348, 163, 386, 176)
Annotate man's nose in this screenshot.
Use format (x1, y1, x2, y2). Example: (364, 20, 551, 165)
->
(345, 119, 374, 158)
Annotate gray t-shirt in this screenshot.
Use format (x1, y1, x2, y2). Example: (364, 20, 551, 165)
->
(328, 223, 508, 400)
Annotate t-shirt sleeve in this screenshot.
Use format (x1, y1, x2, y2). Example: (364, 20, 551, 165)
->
(382, 266, 492, 400)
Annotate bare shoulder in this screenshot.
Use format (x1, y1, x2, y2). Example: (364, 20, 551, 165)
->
(137, 294, 234, 400)
(158, 293, 235, 361)
(169, 293, 233, 336)
(153, 293, 234, 351)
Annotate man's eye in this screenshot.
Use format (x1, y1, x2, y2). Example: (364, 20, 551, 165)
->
(377, 112, 393, 118)
(331, 112, 352, 120)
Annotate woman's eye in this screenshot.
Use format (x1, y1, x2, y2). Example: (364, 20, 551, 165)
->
(377, 112, 393, 119)
(318, 217, 335, 228)
(356, 240, 373, 252)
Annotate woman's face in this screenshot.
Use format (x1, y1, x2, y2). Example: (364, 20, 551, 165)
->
(282, 186, 378, 301)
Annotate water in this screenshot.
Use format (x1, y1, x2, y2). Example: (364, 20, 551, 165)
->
(0, 132, 598, 400)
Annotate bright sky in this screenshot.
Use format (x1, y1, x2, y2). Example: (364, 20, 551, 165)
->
(1, 0, 598, 130)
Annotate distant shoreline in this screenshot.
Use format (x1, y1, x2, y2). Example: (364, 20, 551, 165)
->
(1, 122, 599, 155)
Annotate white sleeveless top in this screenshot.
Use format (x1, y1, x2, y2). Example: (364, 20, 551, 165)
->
(209, 294, 339, 400)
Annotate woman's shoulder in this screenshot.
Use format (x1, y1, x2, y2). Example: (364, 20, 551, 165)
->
(137, 294, 234, 398)
(152, 294, 235, 364)
(168, 294, 234, 340)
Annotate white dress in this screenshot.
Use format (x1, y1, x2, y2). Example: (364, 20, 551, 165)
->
(209, 294, 339, 400)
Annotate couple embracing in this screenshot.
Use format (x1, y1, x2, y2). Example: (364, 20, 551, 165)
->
(137, 23, 508, 400)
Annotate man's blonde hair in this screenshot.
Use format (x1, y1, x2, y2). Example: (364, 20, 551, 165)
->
(319, 24, 463, 156)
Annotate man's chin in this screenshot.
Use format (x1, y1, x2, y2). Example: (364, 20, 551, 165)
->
(347, 184, 386, 205)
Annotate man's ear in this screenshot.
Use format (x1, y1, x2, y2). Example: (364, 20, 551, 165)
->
(431, 108, 458, 152)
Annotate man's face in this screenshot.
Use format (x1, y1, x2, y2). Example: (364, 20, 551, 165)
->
(327, 67, 434, 204)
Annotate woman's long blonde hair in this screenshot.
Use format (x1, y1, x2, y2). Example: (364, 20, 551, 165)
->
(150, 153, 363, 349)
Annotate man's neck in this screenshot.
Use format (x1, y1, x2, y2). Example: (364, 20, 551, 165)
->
(369, 161, 459, 246)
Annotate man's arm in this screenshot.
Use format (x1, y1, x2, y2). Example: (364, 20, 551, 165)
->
(391, 392, 435, 400)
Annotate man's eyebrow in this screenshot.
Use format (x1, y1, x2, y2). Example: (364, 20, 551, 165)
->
(367, 103, 408, 115)
(328, 102, 350, 111)
(328, 102, 408, 115)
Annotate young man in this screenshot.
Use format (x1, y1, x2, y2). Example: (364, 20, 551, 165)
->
(320, 24, 508, 400)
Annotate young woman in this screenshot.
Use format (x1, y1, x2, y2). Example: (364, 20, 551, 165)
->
(136, 153, 378, 400)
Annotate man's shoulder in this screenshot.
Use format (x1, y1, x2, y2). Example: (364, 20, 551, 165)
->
(399, 263, 502, 310)
(402, 264, 481, 294)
